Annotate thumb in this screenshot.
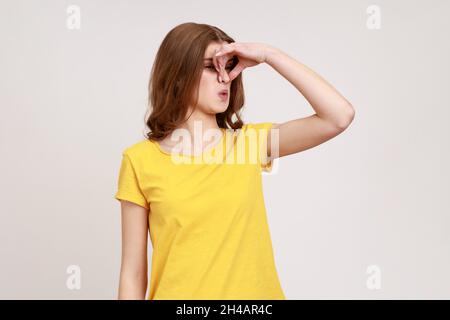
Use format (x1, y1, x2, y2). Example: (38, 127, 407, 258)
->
(227, 62, 246, 82)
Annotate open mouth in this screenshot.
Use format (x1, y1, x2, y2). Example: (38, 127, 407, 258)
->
(218, 91, 228, 100)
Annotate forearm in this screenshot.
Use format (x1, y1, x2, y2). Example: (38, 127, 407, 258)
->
(118, 272, 147, 300)
(264, 46, 355, 128)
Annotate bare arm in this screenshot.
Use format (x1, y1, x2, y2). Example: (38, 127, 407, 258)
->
(118, 200, 149, 300)
(263, 46, 355, 158)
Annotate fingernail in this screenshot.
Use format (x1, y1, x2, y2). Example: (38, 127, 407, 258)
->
(215, 51, 221, 56)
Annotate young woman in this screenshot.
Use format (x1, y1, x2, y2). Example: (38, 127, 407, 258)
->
(114, 22, 355, 300)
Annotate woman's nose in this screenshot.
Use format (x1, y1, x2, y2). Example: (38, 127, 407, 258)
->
(217, 70, 230, 83)
(214, 59, 229, 83)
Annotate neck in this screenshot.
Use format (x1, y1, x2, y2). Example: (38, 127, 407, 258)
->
(176, 112, 223, 151)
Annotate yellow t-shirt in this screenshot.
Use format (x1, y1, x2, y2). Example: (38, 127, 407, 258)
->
(114, 122, 285, 300)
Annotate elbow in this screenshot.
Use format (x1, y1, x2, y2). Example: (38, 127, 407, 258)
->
(335, 104, 355, 130)
(118, 272, 148, 300)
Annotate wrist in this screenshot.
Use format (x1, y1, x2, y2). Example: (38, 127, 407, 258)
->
(263, 45, 281, 65)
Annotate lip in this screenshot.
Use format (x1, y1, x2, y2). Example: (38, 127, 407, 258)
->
(218, 90, 228, 100)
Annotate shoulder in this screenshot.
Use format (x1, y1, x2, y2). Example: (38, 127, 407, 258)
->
(240, 122, 275, 135)
(121, 139, 153, 159)
(242, 122, 274, 130)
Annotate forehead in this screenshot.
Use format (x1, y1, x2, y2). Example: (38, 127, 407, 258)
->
(204, 41, 235, 61)
(204, 41, 227, 56)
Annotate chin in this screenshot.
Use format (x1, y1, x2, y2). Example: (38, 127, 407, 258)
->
(209, 104, 228, 114)
(218, 105, 229, 113)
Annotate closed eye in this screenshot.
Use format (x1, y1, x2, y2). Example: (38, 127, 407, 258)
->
(205, 65, 233, 71)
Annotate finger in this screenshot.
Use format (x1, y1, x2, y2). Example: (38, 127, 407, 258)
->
(213, 52, 228, 81)
(221, 69, 229, 83)
(215, 45, 235, 82)
(213, 50, 220, 73)
(215, 44, 234, 65)
(215, 42, 234, 57)
(213, 49, 225, 73)
(218, 57, 228, 82)
(217, 64, 226, 83)
(228, 62, 245, 82)
(221, 54, 234, 81)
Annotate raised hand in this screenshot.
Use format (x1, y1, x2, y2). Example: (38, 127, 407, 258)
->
(213, 42, 273, 83)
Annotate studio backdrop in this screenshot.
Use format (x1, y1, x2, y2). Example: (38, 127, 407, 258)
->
(0, 0, 449, 299)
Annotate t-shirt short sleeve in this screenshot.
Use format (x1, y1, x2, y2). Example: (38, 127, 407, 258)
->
(247, 122, 275, 173)
(114, 152, 149, 210)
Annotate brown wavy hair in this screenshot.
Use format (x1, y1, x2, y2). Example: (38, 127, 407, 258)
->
(144, 22, 245, 141)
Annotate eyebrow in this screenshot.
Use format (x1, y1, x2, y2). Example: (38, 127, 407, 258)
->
(204, 58, 234, 62)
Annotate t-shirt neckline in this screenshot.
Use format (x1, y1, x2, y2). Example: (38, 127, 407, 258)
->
(150, 127, 227, 159)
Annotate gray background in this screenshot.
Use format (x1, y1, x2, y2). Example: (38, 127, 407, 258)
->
(1, 0, 449, 299)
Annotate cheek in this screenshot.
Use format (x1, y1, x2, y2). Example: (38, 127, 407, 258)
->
(198, 73, 217, 96)
(201, 70, 218, 83)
